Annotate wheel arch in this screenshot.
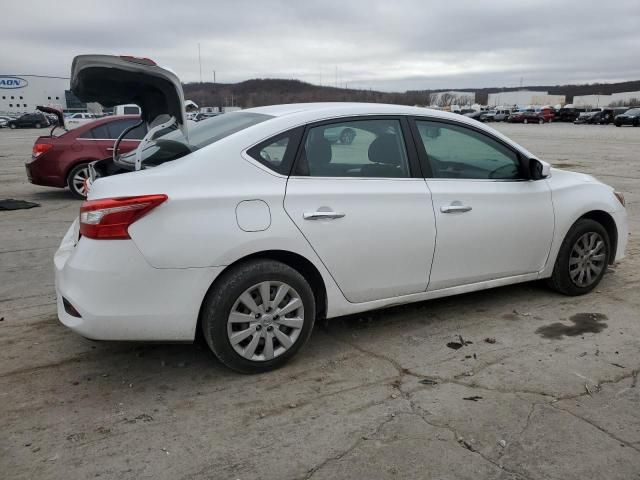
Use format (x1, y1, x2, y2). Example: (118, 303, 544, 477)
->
(196, 249, 328, 339)
(578, 210, 618, 263)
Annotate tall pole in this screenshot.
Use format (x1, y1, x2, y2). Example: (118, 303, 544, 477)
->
(213, 70, 216, 84)
(198, 43, 202, 83)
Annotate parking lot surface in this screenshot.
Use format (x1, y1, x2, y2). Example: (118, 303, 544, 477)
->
(1, 123, 639, 479)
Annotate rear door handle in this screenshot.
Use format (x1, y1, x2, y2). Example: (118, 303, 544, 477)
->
(440, 204, 472, 213)
(303, 211, 346, 220)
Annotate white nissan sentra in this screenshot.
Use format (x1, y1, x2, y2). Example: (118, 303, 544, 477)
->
(55, 55, 628, 373)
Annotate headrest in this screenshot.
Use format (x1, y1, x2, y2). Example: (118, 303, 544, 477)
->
(368, 134, 402, 165)
(307, 136, 332, 166)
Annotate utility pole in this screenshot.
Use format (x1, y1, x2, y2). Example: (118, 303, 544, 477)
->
(198, 43, 202, 83)
(335, 66, 338, 88)
(213, 70, 216, 84)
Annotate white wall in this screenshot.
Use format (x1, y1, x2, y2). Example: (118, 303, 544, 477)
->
(573, 91, 640, 107)
(0, 75, 69, 114)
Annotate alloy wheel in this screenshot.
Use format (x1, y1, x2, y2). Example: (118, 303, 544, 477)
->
(569, 232, 606, 287)
(227, 281, 305, 361)
(72, 167, 90, 197)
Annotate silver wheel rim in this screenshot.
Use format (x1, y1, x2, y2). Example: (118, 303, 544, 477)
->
(569, 232, 606, 287)
(227, 281, 305, 362)
(72, 167, 90, 196)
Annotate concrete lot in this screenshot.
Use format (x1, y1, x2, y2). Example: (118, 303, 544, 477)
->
(1, 122, 639, 479)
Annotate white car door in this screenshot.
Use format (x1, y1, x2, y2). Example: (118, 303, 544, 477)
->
(413, 119, 554, 291)
(283, 117, 436, 303)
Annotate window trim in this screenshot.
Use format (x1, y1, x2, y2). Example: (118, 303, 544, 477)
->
(246, 126, 304, 176)
(409, 116, 529, 181)
(291, 115, 421, 180)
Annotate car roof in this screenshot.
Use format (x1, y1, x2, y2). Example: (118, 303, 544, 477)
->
(243, 102, 464, 121)
(71, 114, 141, 130)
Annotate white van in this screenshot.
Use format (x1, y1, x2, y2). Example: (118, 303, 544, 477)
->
(113, 104, 141, 116)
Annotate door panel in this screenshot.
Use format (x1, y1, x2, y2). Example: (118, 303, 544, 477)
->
(285, 178, 436, 302)
(426, 180, 553, 290)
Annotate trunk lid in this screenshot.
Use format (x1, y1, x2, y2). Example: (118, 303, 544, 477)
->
(70, 55, 187, 139)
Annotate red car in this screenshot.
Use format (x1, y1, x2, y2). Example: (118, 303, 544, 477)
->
(507, 111, 546, 124)
(26, 115, 145, 198)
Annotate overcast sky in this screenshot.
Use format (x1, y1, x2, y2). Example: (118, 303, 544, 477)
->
(3, 0, 640, 91)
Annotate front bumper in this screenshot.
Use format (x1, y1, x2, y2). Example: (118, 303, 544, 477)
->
(610, 208, 628, 262)
(55, 220, 223, 341)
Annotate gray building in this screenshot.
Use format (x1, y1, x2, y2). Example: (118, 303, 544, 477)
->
(0, 74, 70, 114)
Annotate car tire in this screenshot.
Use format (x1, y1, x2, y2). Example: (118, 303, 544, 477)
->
(9, 123, 16, 129)
(538, 118, 544, 124)
(547, 218, 610, 296)
(66, 163, 91, 200)
(523, 119, 528, 124)
(35, 122, 41, 129)
(615, 123, 621, 127)
(201, 259, 316, 374)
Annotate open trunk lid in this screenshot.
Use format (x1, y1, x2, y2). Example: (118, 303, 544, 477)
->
(70, 55, 187, 140)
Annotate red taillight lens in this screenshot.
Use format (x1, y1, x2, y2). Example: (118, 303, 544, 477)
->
(79, 195, 167, 240)
(32, 143, 53, 158)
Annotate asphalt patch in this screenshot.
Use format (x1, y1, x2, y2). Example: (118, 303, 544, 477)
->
(535, 313, 608, 339)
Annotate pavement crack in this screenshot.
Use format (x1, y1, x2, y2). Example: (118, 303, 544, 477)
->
(550, 402, 640, 453)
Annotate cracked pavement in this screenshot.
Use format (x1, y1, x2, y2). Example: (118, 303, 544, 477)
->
(1, 123, 639, 479)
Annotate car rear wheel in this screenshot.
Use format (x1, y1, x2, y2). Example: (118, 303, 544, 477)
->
(547, 219, 610, 296)
(35, 122, 42, 128)
(201, 259, 316, 373)
(66, 163, 90, 199)
(9, 123, 16, 129)
(538, 118, 544, 124)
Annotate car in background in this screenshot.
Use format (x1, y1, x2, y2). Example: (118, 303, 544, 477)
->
(0, 115, 12, 128)
(614, 108, 640, 127)
(574, 109, 615, 125)
(324, 126, 356, 144)
(26, 115, 145, 198)
(555, 107, 585, 122)
(574, 111, 598, 124)
(7, 112, 50, 129)
(493, 109, 512, 121)
(65, 112, 98, 129)
(507, 111, 546, 124)
(538, 107, 555, 122)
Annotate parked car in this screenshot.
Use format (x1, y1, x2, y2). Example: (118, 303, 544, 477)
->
(26, 115, 145, 198)
(7, 112, 50, 129)
(65, 112, 98, 130)
(555, 108, 585, 122)
(0, 115, 12, 128)
(507, 111, 546, 124)
(493, 109, 512, 122)
(614, 108, 640, 127)
(55, 55, 628, 373)
(574, 109, 615, 125)
(538, 107, 555, 122)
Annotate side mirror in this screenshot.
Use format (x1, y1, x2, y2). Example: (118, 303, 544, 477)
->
(529, 158, 551, 180)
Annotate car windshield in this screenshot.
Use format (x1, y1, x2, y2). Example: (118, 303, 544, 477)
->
(119, 111, 273, 167)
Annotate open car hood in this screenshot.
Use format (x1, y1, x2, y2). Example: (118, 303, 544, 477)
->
(70, 55, 187, 139)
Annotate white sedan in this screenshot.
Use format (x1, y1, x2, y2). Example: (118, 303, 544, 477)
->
(55, 56, 628, 373)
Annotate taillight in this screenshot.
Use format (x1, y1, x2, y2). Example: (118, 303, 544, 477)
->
(79, 195, 167, 240)
(32, 143, 53, 158)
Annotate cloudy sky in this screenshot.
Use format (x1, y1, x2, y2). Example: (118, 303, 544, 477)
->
(3, 0, 640, 91)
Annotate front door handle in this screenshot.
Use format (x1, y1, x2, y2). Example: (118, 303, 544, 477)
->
(303, 211, 346, 220)
(440, 204, 472, 213)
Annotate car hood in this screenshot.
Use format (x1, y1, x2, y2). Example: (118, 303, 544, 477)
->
(70, 55, 187, 139)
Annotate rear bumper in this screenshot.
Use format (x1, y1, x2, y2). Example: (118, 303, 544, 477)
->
(55, 220, 223, 341)
(25, 158, 67, 188)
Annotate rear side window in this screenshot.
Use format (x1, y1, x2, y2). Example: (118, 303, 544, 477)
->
(247, 128, 303, 175)
(294, 119, 410, 178)
(107, 119, 146, 140)
(80, 124, 110, 139)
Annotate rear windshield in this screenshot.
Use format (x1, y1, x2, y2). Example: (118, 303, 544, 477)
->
(625, 108, 640, 115)
(119, 111, 272, 167)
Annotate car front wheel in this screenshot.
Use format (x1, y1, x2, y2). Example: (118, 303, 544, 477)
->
(66, 163, 90, 199)
(9, 123, 16, 129)
(201, 259, 316, 373)
(548, 218, 610, 296)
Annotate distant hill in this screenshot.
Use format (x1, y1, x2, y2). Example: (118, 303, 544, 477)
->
(183, 78, 640, 108)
